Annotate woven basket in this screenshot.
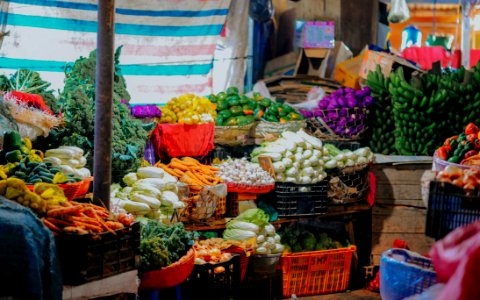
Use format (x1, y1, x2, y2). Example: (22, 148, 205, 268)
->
(306, 107, 368, 141)
(252, 120, 306, 144)
(140, 248, 195, 290)
(215, 123, 255, 146)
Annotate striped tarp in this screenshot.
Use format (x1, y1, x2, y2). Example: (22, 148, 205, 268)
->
(0, 0, 231, 105)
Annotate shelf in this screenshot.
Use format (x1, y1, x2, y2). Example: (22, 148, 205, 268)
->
(184, 203, 371, 231)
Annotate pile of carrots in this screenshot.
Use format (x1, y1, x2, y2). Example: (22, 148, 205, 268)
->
(155, 157, 223, 194)
(41, 201, 135, 235)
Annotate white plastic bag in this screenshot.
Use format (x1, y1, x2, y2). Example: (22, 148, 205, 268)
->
(290, 87, 325, 111)
(388, 0, 410, 24)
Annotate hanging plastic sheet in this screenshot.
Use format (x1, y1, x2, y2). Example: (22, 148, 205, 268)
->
(388, 0, 410, 24)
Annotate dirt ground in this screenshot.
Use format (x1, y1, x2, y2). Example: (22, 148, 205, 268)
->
(296, 289, 381, 300)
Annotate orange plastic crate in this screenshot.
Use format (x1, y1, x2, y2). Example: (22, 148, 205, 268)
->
(280, 246, 356, 298)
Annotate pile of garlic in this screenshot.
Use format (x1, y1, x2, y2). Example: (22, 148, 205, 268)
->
(217, 158, 274, 186)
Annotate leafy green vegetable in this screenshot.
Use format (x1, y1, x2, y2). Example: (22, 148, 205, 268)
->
(139, 218, 195, 271)
(234, 208, 270, 227)
(57, 47, 148, 182)
(280, 225, 347, 253)
(0, 69, 59, 113)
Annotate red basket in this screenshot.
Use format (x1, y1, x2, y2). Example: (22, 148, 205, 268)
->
(225, 182, 275, 194)
(75, 177, 93, 198)
(26, 180, 85, 201)
(140, 248, 195, 290)
(222, 245, 253, 282)
(280, 246, 356, 298)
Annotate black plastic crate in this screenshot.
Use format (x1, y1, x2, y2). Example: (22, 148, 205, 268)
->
(426, 181, 480, 240)
(274, 181, 329, 217)
(55, 222, 140, 285)
(182, 254, 241, 300)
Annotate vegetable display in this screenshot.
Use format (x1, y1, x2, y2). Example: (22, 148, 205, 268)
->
(301, 86, 373, 138)
(217, 158, 274, 187)
(44, 146, 91, 179)
(155, 157, 223, 193)
(210, 87, 303, 126)
(41, 201, 132, 235)
(110, 166, 184, 221)
(222, 208, 284, 255)
(323, 144, 374, 169)
(157, 94, 216, 124)
(0, 131, 84, 184)
(138, 218, 194, 271)
(192, 238, 253, 265)
(436, 165, 480, 194)
(435, 123, 480, 164)
(280, 225, 348, 253)
(251, 129, 328, 184)
(57, 47, 148, 183)
(366, 64, 397, 154)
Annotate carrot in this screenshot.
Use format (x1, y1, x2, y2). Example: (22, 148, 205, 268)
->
(73, 221, 103, 233)
(42, 218, 61, 232)
(47, 217, 74, 228)
(187, 171, 211, 185)
(69, 215, 101, 226)
(158, 164, 181, 178)
(90, 209, 116, 235)
(47, 205, 83, 217)
(172, 169, 185, 178)
(181, 173, 204, 186)
(169, 159, 190, 172)
(182, 157, 201, 165)
(63, 226, 89, 235)
(212, 178, 220, 185)
(105, 221, 124, 230)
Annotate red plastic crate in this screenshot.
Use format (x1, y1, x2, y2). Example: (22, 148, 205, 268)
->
(280, 246, 356, 298)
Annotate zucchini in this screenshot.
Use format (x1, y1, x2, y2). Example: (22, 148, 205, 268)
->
(28, 178, 42, 184)
(39, 176, 53, 183)
(14, 171, 27, 179)
(39, 171, 54, 179)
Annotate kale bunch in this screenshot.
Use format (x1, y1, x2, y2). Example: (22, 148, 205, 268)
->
(139, 218, 194, 271)
(59, 47, 148, 182)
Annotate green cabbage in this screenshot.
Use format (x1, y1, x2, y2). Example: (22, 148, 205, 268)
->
(235, 208, 270, 227)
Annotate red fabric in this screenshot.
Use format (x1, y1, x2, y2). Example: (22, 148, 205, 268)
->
(471, 50, 480, 68)
(151, 122, 215, 158)
(402, 46, 458, 70)
(6, 91, 54, 115)
(367, 171, 376, 207)
(429, 221, 480, 300)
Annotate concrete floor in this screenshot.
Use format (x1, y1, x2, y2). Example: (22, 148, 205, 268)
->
(296, 289, 381, 300)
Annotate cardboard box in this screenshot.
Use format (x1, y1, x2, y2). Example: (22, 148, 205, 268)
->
(334, 54, 363, 89)
(359, 50, 423, 80)
(295, 20, 335, 49)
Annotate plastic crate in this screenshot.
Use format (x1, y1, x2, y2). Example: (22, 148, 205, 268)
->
(426, 181, 480, 239)
(183, 254, 241, 299)
(380, 248, 436, 300)
(280, 246, 356, 298)
(274, 181, 328, 217)
(55, 222, 140, 285)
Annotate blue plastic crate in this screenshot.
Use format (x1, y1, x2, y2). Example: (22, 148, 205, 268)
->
(380, 248, 436, 300)
(426, 181, 480, 240)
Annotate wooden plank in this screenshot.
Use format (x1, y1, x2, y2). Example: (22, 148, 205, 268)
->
(372, 205, 427, 234)
(375, 198, 425, 207)
(371, 233, 434, 265)
(376, 183, 423, 201)
(373, 165, 431, 184)
(63, 270, 138, 300)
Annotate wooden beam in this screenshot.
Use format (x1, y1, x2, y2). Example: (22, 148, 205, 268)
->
(93, 0, 115, 208)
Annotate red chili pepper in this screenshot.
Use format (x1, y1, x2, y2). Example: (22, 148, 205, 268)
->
(243, 109, 254, 115)
(437, 146, 448, 160)
(465, 123, 479, 135)
(445, 144, 452, 152)
(465, 150, 478, 159)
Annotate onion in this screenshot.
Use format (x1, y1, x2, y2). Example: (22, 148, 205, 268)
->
(318, 99, 329, 109)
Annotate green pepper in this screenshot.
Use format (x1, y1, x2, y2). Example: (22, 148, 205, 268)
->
(226, 87, 239, 95)
(237, 116, 248, 126)
(224, 117, 238, 126)
(218, 109, 232, 119)
(5, 150, 22, 163)
(227, 95, 240, 107)
(239, 95, 250, 105)
(217, 92, 227, 102)
(287, 112, 303, 120)
(278, 107, 288, 117)
(244, 115, 255, 124)
(252, 92, 262, 101)
(215, 116, 224, 126)
(248, 99, 257, 109)
(3, 131, 23, 151)
(283, 105, 293, 113)
(448, 155, 461, 163)
(458, 133, 467, 142)
(266, 115, 279, 122)
(230, 106, 243, 116)
(216, 100, 228, 111)
(260, 98, 272, 108)
(208, 94, 218, 103)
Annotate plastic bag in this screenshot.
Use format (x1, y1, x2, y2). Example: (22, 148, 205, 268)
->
(290, 87, 325, 111)
(249, 0, 274, 23)
(388, 0, 410, 24)
(429, 220, 480, 300)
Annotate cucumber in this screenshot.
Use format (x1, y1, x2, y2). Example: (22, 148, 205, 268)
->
(39, 171, 54, 179)
(14, 171, 27, 179)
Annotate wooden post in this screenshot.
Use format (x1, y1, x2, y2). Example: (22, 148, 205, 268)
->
(93, 0, 115, 208)
(341, 0, 378, 55)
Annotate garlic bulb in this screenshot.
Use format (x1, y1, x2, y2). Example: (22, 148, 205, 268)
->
(217, 158, 275, 186)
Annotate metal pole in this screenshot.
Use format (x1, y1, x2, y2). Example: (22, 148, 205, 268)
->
(93, 0, 115, 208)
(246, 17, 254, 92)
(461, 0, 474, 68)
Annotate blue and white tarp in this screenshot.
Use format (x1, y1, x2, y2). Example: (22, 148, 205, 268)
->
(0, 0, 231, 105)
